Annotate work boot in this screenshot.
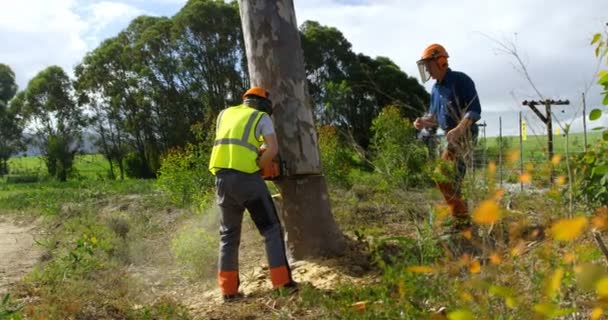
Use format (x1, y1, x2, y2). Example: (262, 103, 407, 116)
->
(222, 292, 245, 303)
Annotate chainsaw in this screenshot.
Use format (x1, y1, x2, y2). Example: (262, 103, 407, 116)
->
(258, 146, 286, 180)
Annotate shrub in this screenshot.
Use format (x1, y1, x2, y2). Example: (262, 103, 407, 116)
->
(124, 151, 153, 179)
(369, 105, 430, 188)
(157, 140, 214, 208)
(318, 125, 355, 187)
(573, 140, 608, 207)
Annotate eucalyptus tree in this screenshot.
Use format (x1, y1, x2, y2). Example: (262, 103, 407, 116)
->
(0, 64, 24, 175)
(172, 0, 248, 126)
(22, 66, 85, 181)
(300, 21, 429, 148)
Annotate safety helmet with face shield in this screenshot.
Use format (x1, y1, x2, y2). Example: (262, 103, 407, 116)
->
(416, 44, 449, 83)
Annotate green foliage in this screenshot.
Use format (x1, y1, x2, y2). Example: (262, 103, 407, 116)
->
(0, 179, 156, 215)
(0, 65, 25, 176)
(123, 151, 155, 179)
(573, 140, 608, 207)
(157, 124, 214, 208)
(0, 64, 18, 103)
(369, 105, 430, 188)
(0, 293, 23, 319)
(22, 66, 85, 181)
(317, 125, 355, 187)
(300, 20, 429, 149)
(573, 29, 608, 207)
(128, 297, 190, 320)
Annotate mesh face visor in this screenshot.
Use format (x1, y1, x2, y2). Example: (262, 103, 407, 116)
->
(417, 59, 432, 83)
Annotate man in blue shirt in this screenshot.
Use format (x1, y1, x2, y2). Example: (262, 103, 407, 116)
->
(414, 44, 481, 228)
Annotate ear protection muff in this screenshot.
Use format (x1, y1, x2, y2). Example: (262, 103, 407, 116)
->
(437, 56, 448, 69)
(430, 49, 448, 69)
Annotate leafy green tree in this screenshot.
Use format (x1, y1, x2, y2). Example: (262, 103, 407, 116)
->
(76, 0, 248, 178)
(0, 64, 18, 104)
(171, 0, 248, 123)
(22, 66, 85, 181)
(300, 20, 429, 149)
(0, 64, 24, 175)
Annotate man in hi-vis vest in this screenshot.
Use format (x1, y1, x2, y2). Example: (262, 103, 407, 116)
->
(208, 87, 296, 302)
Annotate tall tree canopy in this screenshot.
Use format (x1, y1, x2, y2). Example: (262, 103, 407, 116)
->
(0, 64, 24, 175)
(23, 66, 84, 181)
(74, 1, 431, 179)
(75, 0, 248, 178)
(300, 20, 429, 148)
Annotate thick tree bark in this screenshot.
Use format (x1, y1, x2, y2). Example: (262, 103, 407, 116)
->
(239, 0, 345, 259)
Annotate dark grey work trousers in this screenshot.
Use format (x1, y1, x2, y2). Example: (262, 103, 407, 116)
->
(215, 169, 291, 279)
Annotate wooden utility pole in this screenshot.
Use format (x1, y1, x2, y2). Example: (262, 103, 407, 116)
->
(239, 0, 345, 259)
(522, 99, 570, 181)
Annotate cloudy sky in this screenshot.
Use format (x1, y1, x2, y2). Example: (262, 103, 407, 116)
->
(1, 0, 607, 137)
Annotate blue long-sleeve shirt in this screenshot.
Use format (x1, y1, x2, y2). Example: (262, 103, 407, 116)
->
(428, 68, 481, 132)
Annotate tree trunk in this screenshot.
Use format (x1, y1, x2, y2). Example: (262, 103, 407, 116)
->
(239, 0, 346, 259)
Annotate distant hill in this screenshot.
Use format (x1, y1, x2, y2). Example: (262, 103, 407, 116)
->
(17, 132, 99, 157)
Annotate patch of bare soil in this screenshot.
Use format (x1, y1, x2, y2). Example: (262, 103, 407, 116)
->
(0, 216, 42, 295)
(183, 233, 375, 320)
(121, 207, 374, 320)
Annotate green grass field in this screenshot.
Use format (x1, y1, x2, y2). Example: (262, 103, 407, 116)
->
(478, 131, 602, 162)
(7, 154, 111, 179)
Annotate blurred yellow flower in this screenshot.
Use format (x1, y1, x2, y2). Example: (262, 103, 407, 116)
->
(550, 217, 588, 241)
(551, 154, 562, 165)
(597, 277, 608, 298)
(493, 189, 505, 201)
(469, 260, 481, 274)
(447, 309, 475, 320)
(506, 297, 517, 308)
(461, 228, 472, 239)
(519, 173, 532, 184)
(488, 161, 497, 174)
(472, 200, 501, 225)
(406, 265, 436, 273)
(591, 308, 603, 320)
(490, 252, 502, 265)
(593, 209, 608, 231)
(458, 254, 471, 266)
(563, 252, 576, 263)
(460, 292, 473, 301)
(555, 175, 567, 186)
(507, 150, 520, 164)
(546, 268, 564, 299)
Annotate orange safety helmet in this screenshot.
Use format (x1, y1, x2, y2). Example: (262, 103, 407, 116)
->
(243, 86, 270, 101)
(243, 86, 273, 115)
(417, 44, 449, 83)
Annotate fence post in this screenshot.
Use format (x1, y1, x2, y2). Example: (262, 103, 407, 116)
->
(519, 112, 524, 192)
(499, 116, 503, 187)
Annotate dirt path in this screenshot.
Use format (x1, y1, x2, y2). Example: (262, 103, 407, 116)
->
(0, 217, 41, 294)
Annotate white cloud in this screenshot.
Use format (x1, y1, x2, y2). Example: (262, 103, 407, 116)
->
(0, 1, 88, 84)
(294, 0, 608, 135)
(86, 1, 145, 34)
(1, 0, 606, 137)
(0, 0, 144, 89)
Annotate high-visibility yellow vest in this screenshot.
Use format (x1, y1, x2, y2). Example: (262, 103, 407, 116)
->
(208, 105, 265, 175)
